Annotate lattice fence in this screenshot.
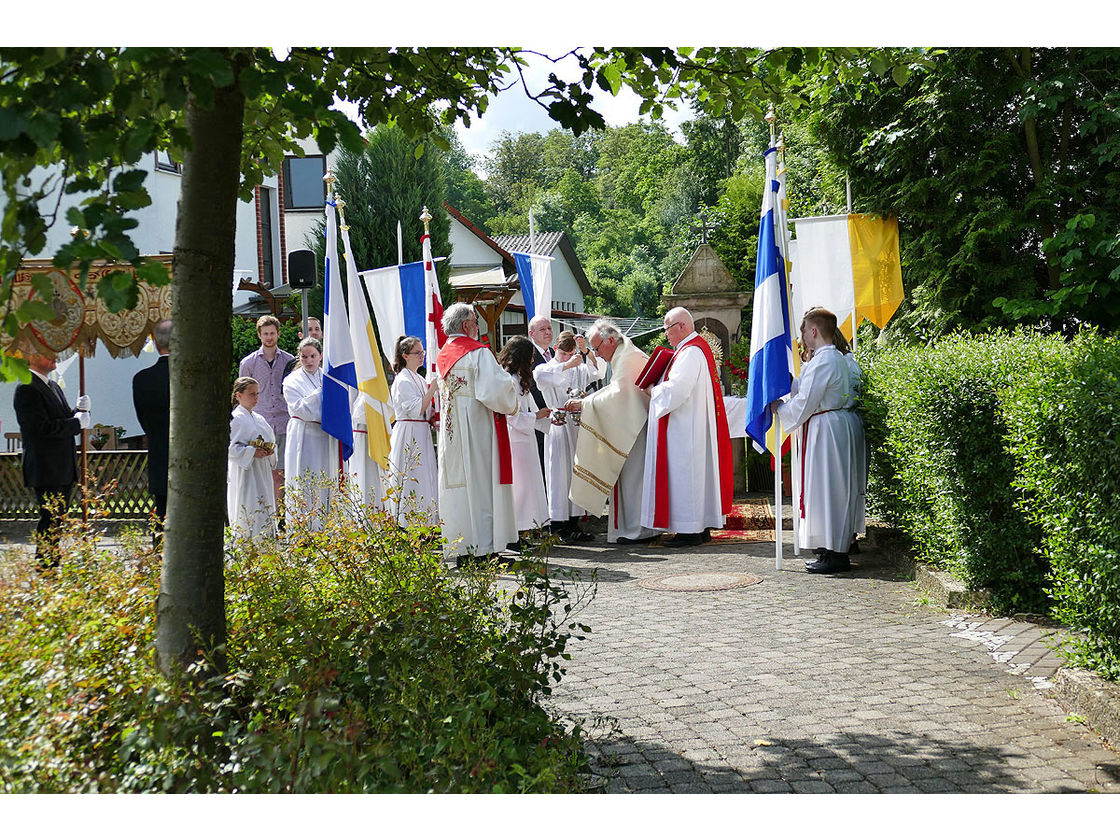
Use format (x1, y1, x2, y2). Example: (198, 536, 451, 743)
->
(0, 451, 153, 519)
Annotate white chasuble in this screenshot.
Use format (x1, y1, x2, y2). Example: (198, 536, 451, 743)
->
(570, 337, 655, 541)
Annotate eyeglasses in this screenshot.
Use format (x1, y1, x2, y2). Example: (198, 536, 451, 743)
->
(407, 349, 424, 356)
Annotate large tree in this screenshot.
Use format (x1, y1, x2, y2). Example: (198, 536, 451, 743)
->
(810, 47, 1120, 337)
(0, 46, 913, 672)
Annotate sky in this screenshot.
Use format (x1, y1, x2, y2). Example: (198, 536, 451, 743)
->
(451, 51, 694, 165)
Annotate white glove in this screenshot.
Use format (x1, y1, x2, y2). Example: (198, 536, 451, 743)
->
(76, 394, 91, 411)
(77, 411, 92, 430)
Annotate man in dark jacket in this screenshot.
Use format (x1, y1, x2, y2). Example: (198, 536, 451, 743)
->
(13, 351, 90, 566)
(132, 319, 171, 526)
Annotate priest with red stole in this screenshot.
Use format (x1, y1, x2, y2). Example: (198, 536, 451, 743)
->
(435, 302, 519, 562)
(640, 307, 733, 547)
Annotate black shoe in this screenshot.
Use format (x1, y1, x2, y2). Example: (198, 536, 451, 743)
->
(849, 538, 860, 555)
(805, 556, 836, 574)
(615, 535, 654, 545)
(573, 529, 595, 542)
(661, 532, 704, 548)
(701, 527, 712, 543)
(829, 551, 851, 571)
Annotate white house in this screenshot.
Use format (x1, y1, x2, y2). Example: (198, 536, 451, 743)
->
(0, 141, 335, 444)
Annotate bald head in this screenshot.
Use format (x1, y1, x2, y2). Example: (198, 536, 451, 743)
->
(663, 307, 694, 349)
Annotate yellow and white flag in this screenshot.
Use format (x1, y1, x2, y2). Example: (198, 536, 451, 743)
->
(339, 218, 394, 469)
(789, 214, 904, 339)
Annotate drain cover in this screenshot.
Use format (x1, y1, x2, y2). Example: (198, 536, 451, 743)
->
(638, 572, 762, 592)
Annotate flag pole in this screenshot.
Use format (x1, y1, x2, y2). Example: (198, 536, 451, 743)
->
(397, 220, 403, 266)
(777, 131, 800, 559)
(766, 105, 783, 571)
(325, 168, 347, 481)
(846, 175, 858, 351)
(529, 209, 537, 255)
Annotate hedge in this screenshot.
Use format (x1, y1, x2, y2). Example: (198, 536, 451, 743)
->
(861, 329, 1120, 677)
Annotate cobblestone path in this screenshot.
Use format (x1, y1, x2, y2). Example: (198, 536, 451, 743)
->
(542, 533, 1119, 794)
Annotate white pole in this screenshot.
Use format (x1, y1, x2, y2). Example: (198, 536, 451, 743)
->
(774, 414, 783, 570)
(397, 220, 403, 266)
(529, 209, 537, 254)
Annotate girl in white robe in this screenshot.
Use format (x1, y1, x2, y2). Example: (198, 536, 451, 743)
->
(498, 335, 551, 539)
(533, 331, 601, 530)
(387, 336, 439, 526)
(775, 314, 863, 559)
(227, 377, 278, 539)
(283, 338, 331, 532)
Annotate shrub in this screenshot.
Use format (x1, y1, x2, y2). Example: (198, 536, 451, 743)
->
(860, 332, 1048, 612)
(1002, 330, 1120, 678)
(0, 492, 595, 792)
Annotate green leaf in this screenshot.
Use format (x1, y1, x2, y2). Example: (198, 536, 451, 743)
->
(16, 299, 58, 324)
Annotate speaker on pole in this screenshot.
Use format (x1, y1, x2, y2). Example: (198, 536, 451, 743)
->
(288, 249, 317, 289)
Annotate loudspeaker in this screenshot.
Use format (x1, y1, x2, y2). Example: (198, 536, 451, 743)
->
(288, 249, 317, 289)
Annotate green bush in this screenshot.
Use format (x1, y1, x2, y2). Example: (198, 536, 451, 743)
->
(0, 494, 595, 792)
(860, 332, 1048, 612)
(1001, 331, 1120, 678)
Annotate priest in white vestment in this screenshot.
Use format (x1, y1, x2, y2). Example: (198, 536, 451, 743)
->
(566, 320, 657, 544)
(772, 307, 864, 573)
(640, 308, 734, 547)
(435, 303, 519, 560)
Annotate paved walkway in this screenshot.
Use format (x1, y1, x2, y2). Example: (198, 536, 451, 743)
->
(539, 526, 1119, 793)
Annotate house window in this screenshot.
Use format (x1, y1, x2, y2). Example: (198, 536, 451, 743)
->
(154, 150, 181, 174)
(283, 155, 326, 210)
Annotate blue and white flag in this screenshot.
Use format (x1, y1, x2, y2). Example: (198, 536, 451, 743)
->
(361, 260, 428, 363)
(744, 145, 795, 454)
(322, 199, 357, 463)
(513, 251, 553, 324)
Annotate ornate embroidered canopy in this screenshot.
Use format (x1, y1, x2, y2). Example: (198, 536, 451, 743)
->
(4, 257, 173, 358)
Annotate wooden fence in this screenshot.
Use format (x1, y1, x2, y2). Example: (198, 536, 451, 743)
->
(0, 450, 153, 519)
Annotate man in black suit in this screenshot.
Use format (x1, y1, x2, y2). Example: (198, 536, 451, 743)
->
(13, 351, 91, 566)
(526, 315, 553, 471)
(132, 319, 171, 526)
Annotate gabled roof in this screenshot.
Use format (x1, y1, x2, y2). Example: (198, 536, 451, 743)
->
(491, 231, 592, 296)
(443, 201, 515, 269)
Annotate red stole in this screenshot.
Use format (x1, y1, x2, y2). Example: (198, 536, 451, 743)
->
(436, 335, 513, 485)
(653, 335, 734, 529)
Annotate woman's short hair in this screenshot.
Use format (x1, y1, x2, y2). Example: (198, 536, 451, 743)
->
(555, 330, 577, 353)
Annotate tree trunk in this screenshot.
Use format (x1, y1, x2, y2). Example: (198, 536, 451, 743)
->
(156, 57, 246, 674)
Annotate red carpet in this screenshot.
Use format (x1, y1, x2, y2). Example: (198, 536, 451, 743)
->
(709, 498, 775, 544)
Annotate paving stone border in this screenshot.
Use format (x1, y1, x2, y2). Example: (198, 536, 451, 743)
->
(637, 572, 762, 592)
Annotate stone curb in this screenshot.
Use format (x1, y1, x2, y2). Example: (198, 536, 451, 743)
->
(914, 563, 992, 610)
(1050, 667, 1120, 750)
